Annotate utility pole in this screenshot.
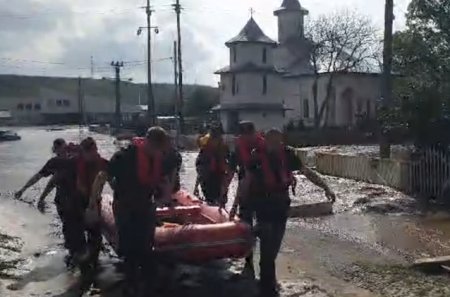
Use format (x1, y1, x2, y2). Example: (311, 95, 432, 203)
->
(173, 41, 179, 147)
(111, 61, 124, 129)
(146, 0, 156, 126)
(90, 56, 94, 78)
(380, 0, 394, 158)
(173, 0, 184, 133)
(78, 77, 84, 126)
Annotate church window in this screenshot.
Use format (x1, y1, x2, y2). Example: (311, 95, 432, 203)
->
(233, 47, 237, 63)
(303, 99, 310, 118)
(262, 48, 267, 63)
(262, 75, 267, 95)
(232, 75, 236, 96)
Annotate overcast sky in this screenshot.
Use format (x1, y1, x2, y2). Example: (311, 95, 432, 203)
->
(0, 0, 410, 86)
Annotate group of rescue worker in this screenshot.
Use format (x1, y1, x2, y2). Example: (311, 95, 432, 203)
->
(15, 121, 336, 297)
(194, 121, 336, 296)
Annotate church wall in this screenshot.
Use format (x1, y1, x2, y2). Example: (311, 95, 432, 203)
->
(282, 74, 381, 127)
(219, 73, 283, 106)
(333, 75, 381, 126)
(231, 43, 274, 66)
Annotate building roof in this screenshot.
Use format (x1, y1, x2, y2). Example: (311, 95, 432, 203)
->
(215, 62, 283, 74)
(274, 0, 309, 15)
(226, 17, 276, 46)
(212, 103, 291, 111)
(283, 71, 383, 79)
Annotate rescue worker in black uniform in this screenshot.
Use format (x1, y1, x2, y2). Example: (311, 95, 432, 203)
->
(87, 127, 181, 297)
(15, 139, 77, 265)
(246, 128, 336, 296)
(229, 121, 262, 278)
(194, 126, 233, 206)
(17, 138, 108, 287)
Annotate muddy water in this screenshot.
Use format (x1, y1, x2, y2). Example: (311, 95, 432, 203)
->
(0, 127, 449, 296)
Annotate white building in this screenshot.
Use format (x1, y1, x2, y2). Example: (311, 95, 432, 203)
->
(215, 0, 381, 133)
(4, 88, 142, 125)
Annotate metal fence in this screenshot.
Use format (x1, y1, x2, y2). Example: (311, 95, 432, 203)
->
(409, 148, 450, 200)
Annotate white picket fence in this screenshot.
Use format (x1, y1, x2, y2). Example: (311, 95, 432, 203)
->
(296, 147, 450, 201)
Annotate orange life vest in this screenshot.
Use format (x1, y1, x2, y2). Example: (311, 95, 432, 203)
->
(203, 142, 228, 175)
(258, 145, 294, 191)
(76, 153, 104, 196)
(237, 135, 293, 191)
(236, 134, 265, 168)
(133, 137, 163, 187)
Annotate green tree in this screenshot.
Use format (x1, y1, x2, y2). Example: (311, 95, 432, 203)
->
(184, 87, 219, 117)
(389, 0, 450, 148)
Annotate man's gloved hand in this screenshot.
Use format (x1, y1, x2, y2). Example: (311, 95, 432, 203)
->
(37, 200, 46, 213)
(229, 204, 238, 221)
(15, 190, 24, 200)
(193, 187, 200, 197)
(325, 189, 336, 203)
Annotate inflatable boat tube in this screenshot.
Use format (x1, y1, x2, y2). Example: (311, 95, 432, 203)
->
(100, 190, 253, 263)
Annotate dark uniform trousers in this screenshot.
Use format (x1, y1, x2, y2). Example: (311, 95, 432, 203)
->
(237, 178, 257, 268)
(201, 175, 224, 205)
(113, 198, 157, 291)
(54, 190, 101, 263)
(255, 190, 290, 292)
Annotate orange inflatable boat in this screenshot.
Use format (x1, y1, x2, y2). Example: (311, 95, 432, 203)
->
(100, 190, 254, 263)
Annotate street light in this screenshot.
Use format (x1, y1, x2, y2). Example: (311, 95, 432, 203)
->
(137, 25, 160, 126)
(137, 26, 159, 36)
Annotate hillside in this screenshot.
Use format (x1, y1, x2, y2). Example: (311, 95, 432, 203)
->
(0, 75, 219, 115)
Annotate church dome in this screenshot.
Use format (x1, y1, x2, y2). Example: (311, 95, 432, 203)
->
(226, 17, 276, 46)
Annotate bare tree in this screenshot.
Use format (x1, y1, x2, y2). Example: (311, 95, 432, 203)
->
(305, 10, 381, 128)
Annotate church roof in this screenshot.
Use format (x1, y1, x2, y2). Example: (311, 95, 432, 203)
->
(215, 62, 283, 74)
(274, 0, 309, 15)
(226, 17, 276, 46)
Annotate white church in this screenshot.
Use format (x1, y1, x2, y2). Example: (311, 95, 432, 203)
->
(214, 0, 381, 133)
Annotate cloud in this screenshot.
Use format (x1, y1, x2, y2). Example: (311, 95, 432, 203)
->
(0, 0, 411, 86)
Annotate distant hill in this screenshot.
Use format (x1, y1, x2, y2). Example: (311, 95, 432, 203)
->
(0, 75, 219, 116)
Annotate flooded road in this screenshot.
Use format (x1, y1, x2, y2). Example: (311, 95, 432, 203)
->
(1, 127, 450, 296)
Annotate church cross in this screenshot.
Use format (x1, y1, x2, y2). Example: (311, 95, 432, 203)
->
(249, 7, 255, 18)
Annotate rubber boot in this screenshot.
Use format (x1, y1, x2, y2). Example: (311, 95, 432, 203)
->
(241, 256, 255, 279)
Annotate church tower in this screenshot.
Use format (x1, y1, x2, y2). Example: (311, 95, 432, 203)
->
(214, 17, 287, 133)
(274, 0, 309, 44)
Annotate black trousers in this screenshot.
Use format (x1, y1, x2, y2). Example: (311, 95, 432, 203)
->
(258, 218, 288, 290)
(239, 202, 255, 267)
(200, 176, 224, 205)
(255, 191, 290, 292)
(55, 193, 101, 262)
(114, 200, 157, 291)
